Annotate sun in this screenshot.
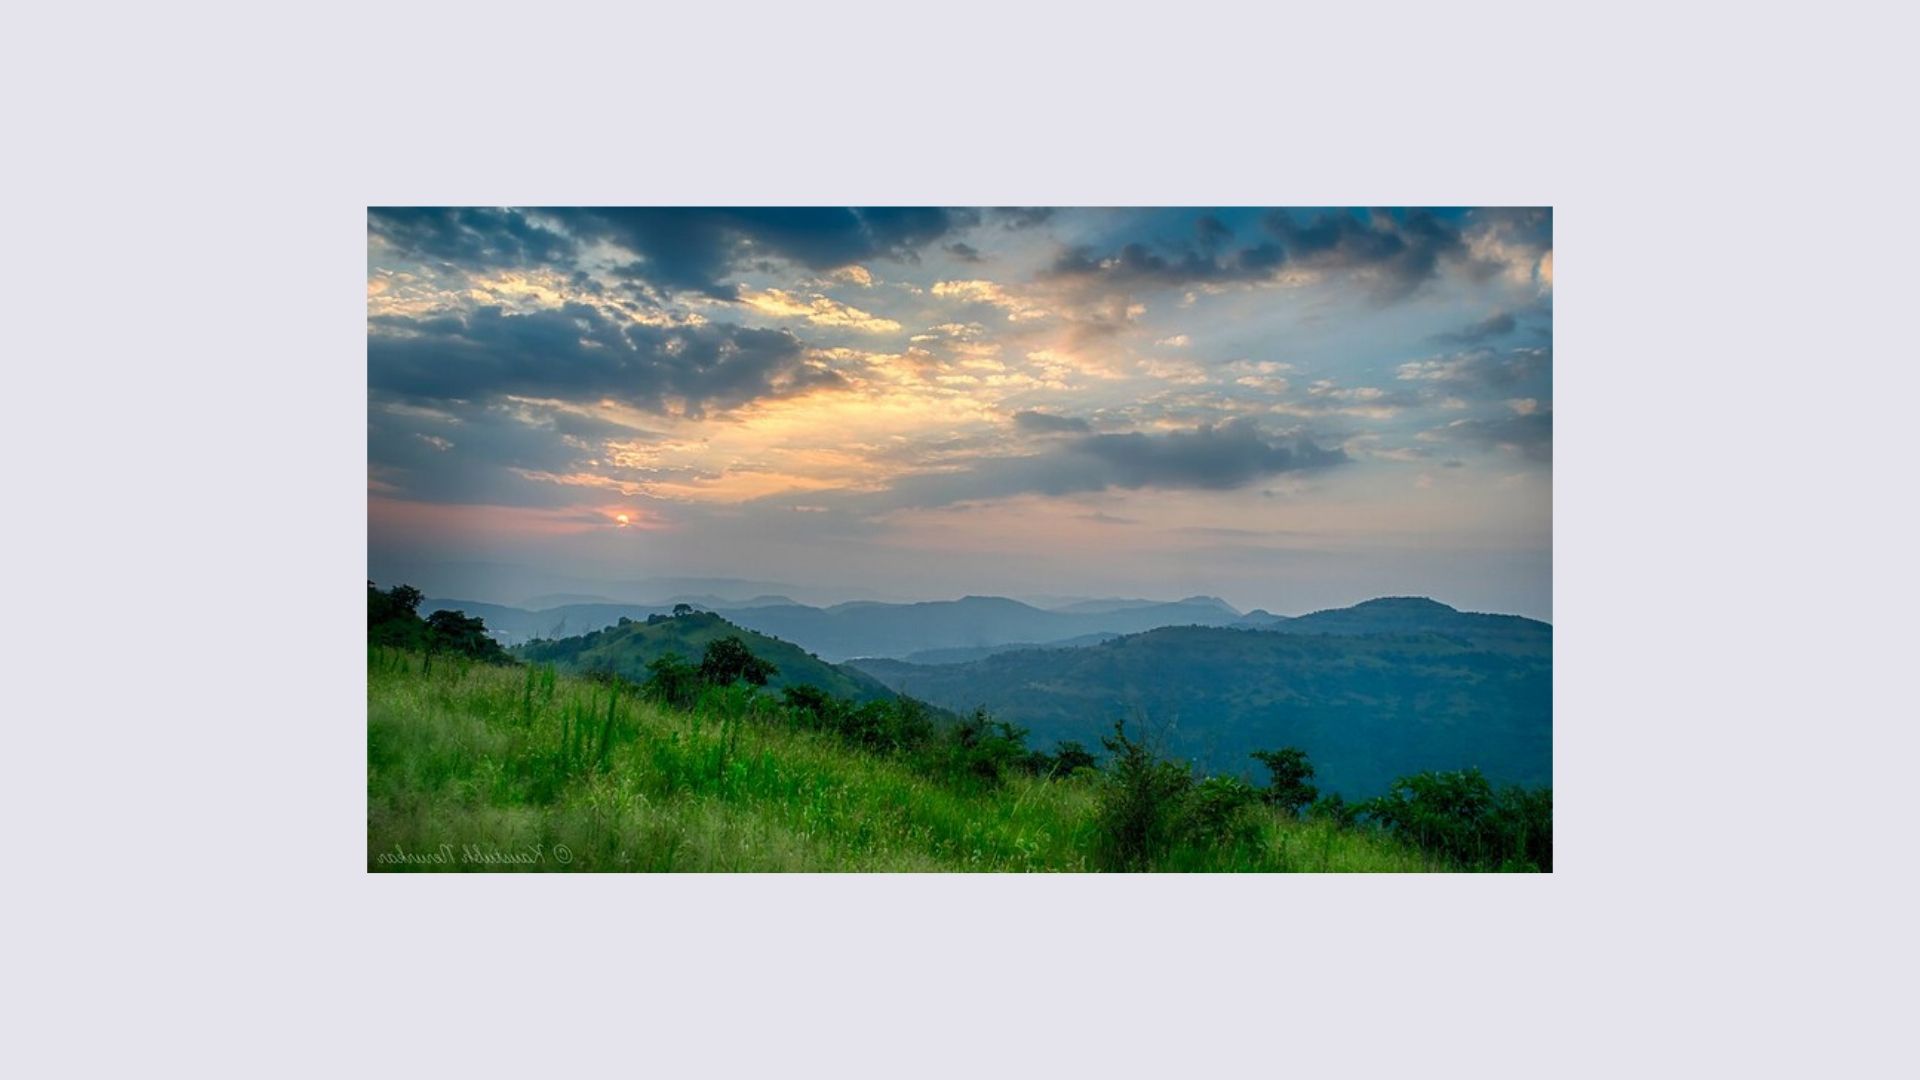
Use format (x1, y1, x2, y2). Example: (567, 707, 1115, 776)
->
(615, 513, 631, 527)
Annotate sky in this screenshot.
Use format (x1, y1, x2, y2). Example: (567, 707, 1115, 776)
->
(367, 208, 1552, 618)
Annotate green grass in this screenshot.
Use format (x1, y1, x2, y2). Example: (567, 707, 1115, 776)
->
(367, 648, 1443, 872)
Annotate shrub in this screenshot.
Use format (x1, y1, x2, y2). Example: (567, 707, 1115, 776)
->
(938, 708, 1031, 787)
(1092, 722, 1195, 871)
(1187, 775, 1262, 846)
(781, 684, 837, 725)
(643, 652, 701, 708)
(1359, 768, 1552, 871)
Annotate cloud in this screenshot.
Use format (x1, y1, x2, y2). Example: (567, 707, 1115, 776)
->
(1034, 209, 1484, 303)
(1462, 207, 1553, 289)
(1429, 311, 1517, 346)
(872, 418, 1347, 508)
(369, 208, 577, 270)
(1262, 208, 1475, 301)
(1078, 419, 1347, 489)
(368, 302, 841, 418)
(561, 207, 977, 298)
(944, 242, 983, 262)
(931, 279, 1050, 320)
(1043, 238, 1284, 290)
(368, 396, 651, 508)
(994, 207, 1055, 230)
(1012, 410, 1092, 434)
(1396, 346, 1549, 396)
(739, 288, 902, 333)
(1432, 409, 1553, 462)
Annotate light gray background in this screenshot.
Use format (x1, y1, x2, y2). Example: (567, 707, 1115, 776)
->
(3, 2, 1911, 1077)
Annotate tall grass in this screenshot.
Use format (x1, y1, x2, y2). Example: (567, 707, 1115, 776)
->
(367, 647, 1441, 872)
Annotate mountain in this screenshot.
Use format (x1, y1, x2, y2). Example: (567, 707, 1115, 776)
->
(716, 595, 1248, 661)
(847, 598, 1550, 798)
(519, 592, 616, 608)
(513, 611, 896, 703)
(1052, 595, 1238, 616)
(428, 592, 1526, 663)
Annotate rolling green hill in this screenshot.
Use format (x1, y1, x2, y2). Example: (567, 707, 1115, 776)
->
(515, 612, 896, 702)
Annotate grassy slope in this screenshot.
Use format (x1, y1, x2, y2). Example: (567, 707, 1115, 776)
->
(367, 649, 1441, 873)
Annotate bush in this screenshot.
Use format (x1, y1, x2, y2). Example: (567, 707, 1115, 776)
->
(782, 685, 937, 756)
(1188, 775, 1262, 846)
(1359, 768, 1552, 871)
(643, 652, 701, 708)
(1092, 722, 1195, 871)
(937, 708, 1031, 787)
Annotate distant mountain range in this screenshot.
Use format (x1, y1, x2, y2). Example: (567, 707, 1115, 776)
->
(848, 598, 1551, 796)
(422, 593, 1292, 660)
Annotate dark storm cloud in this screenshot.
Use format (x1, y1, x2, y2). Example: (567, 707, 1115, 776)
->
(874, 418, 1347, 508)
(368, 208, 577, 269)
(549, 207, 979, 298)
(944, 242, 983, 262)
(1012, 410, 1092, 434)
(1429, 311, 1518, 346)
(367, 302, 837, 417)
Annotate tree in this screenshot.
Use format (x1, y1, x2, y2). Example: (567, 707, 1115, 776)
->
(387, 584, 424, 615)
(671, 603, 694, 618)
(1251, 746, 1319, 817)
(698, 635, 776, 687)
(1357, 768, 1552, 871)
